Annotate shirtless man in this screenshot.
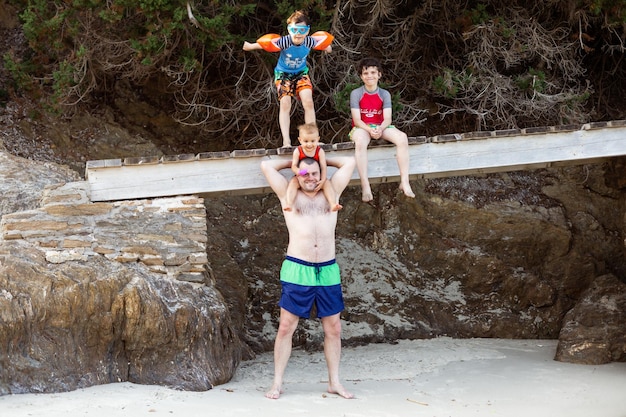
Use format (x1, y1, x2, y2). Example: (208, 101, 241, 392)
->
(260, 151, 355, 400)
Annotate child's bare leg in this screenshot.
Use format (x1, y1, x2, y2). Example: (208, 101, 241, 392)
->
(323, 180, 342, 211)
(300, 89, 316, 125)
(284, 176, 299, 211)
(352, 130, 373, 202)
(382, 128, 415, 198)
(279, 96, 292, 147)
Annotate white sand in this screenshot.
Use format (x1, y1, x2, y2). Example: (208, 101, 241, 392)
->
(1, 338, 624, 417)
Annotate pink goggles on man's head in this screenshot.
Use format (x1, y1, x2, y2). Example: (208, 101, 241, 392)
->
(288, 25, 310, 35)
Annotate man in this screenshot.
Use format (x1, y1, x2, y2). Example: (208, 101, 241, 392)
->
(260, 147, 355, 400)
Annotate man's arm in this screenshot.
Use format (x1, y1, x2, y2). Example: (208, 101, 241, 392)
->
(327, 156, 356, 197)
(260, 158, 291, 200)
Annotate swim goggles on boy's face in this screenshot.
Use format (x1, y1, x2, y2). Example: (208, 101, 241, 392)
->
(288, 25, 310, 35)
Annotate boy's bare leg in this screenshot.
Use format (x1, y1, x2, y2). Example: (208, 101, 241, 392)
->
(284, 177, 299, 211)
(382, 129, 415, 198)
(279, 96, 292, 147)
(266, 308, 299, 399)
(322, 181, 342, 211)
(321, 313, 354, 399)
(352, 130, 373, 201)
(299, 88, 316, 125)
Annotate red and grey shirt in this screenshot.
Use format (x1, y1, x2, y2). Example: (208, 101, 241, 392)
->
(350, 86, 392, 126)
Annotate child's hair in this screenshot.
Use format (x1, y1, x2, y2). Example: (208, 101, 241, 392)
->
(357, 57, 382, 74)
(298, 122, 319, 137)
(287, 10, 311, 26)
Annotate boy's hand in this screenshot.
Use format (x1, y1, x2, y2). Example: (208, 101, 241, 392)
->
(370, 125, 382, 139)
(314, 177, 326, 192)
(242, 41, 256, 51)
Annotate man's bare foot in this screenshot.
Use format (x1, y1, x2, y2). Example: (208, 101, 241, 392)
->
(327, 382, 354, 399)
(400, 183, 415, 198)
(331, 203, 343, 212)
(265, 384, 283, 399)
(361, 187, 373, 202)
(282, 141, 291, 148)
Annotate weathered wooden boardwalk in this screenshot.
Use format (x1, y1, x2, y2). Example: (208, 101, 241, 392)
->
(85, 120, 626, 202)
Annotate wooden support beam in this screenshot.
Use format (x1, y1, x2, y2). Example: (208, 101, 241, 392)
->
(85, 121, 626, 202)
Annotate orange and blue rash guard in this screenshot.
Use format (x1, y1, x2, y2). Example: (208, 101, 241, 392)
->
(274, 36, 319, 74)
(349, 86, 393, 126)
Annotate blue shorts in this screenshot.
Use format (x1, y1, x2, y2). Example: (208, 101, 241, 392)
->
(279, 256, 344, 318)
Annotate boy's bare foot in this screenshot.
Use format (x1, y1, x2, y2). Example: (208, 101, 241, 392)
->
(327, 382, 354, 399)
(361, 186, 373, 202)
(265, 384, 283, 399)
(331, 203, 343, 211)
(400, 183, 415, 198)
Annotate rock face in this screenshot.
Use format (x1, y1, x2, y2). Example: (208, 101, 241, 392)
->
(555, 274, 626, 364)
(0, 152, 80, 215)
(205, 163, 626, 356)
(0, 242, 238, 394)
(0, 151, 242, 394)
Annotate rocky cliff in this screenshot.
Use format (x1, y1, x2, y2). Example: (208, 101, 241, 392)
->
(1, 150, 625, 395)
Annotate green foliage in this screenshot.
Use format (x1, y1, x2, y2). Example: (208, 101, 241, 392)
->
(515, 68, 547, 95)
(433, 68, 473, 99)
(2, 53, 36, 91)
(334, 79, 360, 115)
(10, 0, 258, 105)
(467, 3, 491, 25)
(274, 0, 333, 28)
(52, 61, 76, 92)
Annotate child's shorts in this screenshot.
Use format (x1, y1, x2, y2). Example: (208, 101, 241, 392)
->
(348, 124, 396, 140)
(279, 256, 344, 318)
(275, 71, 313, 100)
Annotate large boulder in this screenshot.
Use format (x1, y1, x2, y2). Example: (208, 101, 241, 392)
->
(0, 241, 239, 394)
(555, 274, 626, 364)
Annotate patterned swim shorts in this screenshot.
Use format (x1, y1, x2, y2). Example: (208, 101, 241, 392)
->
(275, 71, 313, 100)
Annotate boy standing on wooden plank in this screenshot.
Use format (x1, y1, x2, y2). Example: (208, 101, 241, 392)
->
(243, 10, 333, 148)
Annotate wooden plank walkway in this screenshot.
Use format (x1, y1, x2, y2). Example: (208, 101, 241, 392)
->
(85, 120, 626, 202)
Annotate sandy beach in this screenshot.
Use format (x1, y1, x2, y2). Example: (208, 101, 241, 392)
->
(1, 338, 624, 417)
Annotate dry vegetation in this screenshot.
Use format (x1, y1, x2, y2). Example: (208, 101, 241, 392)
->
(1, 0, 625, 152)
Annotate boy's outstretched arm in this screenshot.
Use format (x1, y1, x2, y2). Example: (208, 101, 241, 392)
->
(243, 41, 262, 51)
(311, 32, 333, 53)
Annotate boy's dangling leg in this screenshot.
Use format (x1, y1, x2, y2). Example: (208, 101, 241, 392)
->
(299, 88, 315, 126)
(279, 95, 293, 147)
